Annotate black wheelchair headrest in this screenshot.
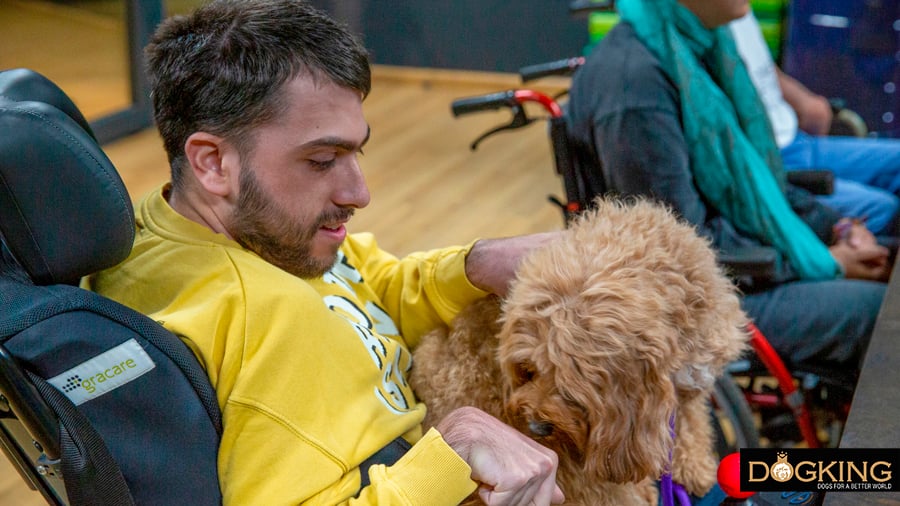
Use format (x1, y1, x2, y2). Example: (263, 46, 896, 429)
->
(0, 70, 134, 286)
(0, 68, 96, 141)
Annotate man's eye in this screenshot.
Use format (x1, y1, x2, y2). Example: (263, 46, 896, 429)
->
(309, 158, 336, 169)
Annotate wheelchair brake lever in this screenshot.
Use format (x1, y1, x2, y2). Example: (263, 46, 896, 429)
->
(470, 104, 535, 150)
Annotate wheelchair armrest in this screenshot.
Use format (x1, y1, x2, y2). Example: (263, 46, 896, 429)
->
(786, 169, 834, 195)
(718, 246, 777, 279)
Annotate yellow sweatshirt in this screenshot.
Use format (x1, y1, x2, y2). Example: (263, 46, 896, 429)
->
(85, 184, 484, 505)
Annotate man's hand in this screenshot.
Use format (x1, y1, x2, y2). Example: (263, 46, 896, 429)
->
(436, 406, 565, 506)
(465, 232, 561, 296)
(829, 221, 891, 281)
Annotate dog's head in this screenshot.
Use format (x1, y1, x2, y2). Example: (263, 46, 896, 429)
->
(497, 198, 749, 483)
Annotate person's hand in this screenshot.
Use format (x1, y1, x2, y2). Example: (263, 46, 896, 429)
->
(436, 406, 565, 506)
(829, 220, 890, 281)
(465, 232, 560, 297)
(796, 93, 833, 136)
(843, 221, 880, 248)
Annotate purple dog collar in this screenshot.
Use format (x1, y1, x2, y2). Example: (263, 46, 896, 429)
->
(660, 414, 691, 506)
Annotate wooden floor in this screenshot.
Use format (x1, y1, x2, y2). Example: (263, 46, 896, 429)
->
(1, 2, 569, 504)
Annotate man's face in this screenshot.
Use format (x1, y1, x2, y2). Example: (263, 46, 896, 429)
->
(227, 75, 371, 278)
(680, 0, 750, 28)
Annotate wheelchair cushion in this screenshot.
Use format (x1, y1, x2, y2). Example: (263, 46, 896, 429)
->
(0, 97, 134, 285)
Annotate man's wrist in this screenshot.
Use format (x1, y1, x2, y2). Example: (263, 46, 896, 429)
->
(435, 406, 480, 461)
(464, 232, 559, 296)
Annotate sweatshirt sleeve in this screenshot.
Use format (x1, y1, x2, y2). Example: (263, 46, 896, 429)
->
(341, 233, 490, 348)
(357, 429, 477, 505)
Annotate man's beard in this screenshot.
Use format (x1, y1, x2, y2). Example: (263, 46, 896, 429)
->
(229, 167, 353, 279)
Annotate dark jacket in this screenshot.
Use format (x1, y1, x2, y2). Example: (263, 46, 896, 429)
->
(565, 22, 842, 287)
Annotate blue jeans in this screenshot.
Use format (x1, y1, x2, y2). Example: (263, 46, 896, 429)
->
(781, 132, 900, 235)
(741, 278, 885, 378)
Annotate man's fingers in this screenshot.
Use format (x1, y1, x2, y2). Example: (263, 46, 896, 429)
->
(551, 484, 565, 504)
(478, 481, 529, 506)
(857, 245, 889, 262)
(530, 476, 565, 505)
(475, 460, 560, 506)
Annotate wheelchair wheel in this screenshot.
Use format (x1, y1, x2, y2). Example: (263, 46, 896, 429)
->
(710, 374, 760, 457)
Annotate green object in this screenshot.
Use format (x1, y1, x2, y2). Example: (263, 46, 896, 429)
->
(749, 0, 787, 19)
(758, 19, 782, 60)
(587, 12, 620, 45)
(752, 0, 786, 60)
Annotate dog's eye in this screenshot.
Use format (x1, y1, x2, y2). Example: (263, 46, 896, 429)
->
(515, 363, 536, 384)
(528, 419, 555, 437)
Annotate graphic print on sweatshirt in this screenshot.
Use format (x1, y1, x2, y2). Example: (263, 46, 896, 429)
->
(322, 251, 412, 415)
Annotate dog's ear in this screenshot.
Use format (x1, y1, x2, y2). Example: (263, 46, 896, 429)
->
(535, 319, 681, 483)
(578, 360, 678, 483)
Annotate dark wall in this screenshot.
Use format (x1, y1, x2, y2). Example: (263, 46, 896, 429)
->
(311, 1, 590, 73)
(782, 0, 900, 136)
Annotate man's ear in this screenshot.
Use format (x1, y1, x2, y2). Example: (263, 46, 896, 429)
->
(184, 132, 240, 197)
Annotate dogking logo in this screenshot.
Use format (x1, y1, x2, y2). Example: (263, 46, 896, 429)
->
(770, 452, 794, 482)
(740, 448, 898, 493)
(48, 339, 155, 405)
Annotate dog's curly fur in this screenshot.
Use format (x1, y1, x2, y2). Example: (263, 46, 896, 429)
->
(410, 197, 750, 505)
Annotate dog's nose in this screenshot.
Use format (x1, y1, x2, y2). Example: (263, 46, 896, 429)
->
(528, 420, 554, 437)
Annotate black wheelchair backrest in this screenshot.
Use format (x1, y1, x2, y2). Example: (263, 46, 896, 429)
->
(0, 68, 222, 506)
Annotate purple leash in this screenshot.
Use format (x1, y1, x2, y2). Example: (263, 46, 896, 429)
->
(660, 414, 692, 506)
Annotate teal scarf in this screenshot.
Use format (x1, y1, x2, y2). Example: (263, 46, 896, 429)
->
(617, 0, 839, 279)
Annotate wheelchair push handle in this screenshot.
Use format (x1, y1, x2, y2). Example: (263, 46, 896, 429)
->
(451, 89, 564, 119)
(450, 90, 519, 116)
(450, 89, 565, 151)
(519, 56, 585, 83)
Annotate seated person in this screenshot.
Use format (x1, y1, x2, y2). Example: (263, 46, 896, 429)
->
(85, 1, 566, 504)
(730, 11, 900, 236)
(565, 0, 889, 385)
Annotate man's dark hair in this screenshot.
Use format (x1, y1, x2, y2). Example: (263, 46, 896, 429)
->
(145, 0, 371, 189)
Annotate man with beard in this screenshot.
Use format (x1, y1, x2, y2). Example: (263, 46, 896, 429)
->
(85, 1, 565, 505)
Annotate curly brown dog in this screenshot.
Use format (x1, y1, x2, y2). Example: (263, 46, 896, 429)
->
(410, 197, 750, 505)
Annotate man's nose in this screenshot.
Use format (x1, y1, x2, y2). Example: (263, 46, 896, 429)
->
(334, 159, 370, 209)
